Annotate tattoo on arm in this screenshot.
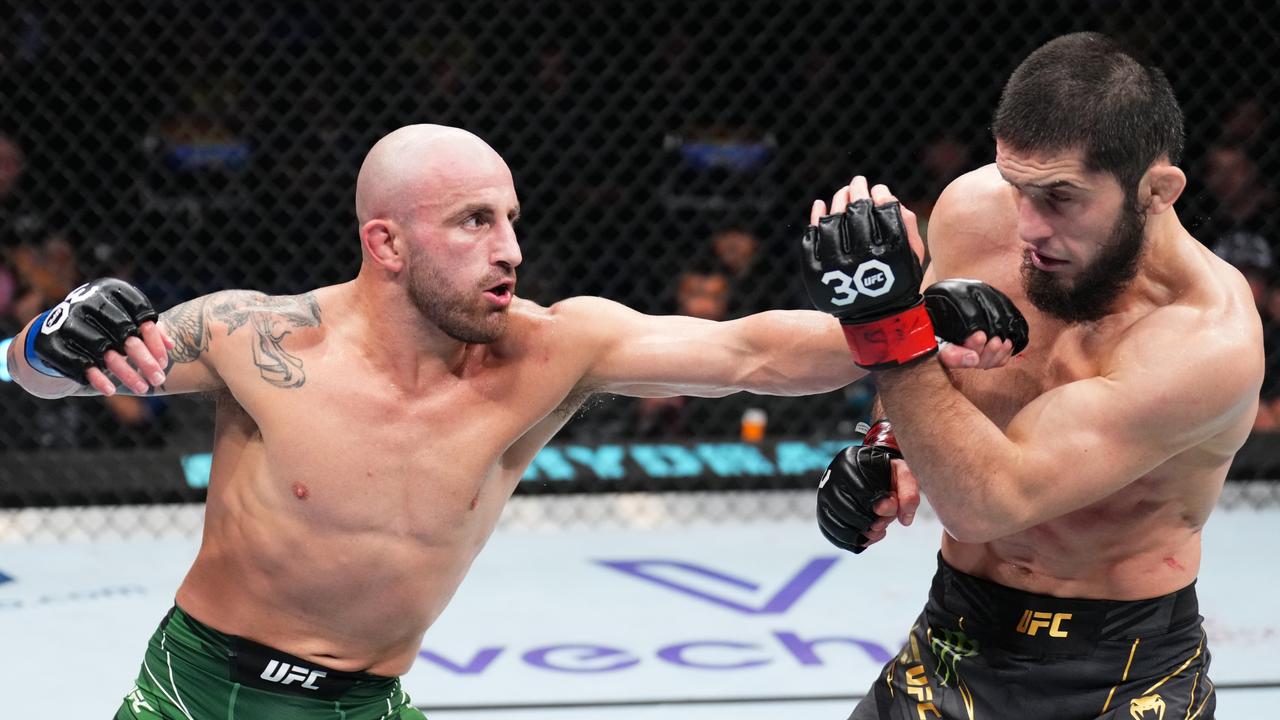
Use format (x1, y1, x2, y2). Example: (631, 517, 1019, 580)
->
(161, 291, 323, 390)
(161, 297, 213, 365)
(210, 292, 321, 389)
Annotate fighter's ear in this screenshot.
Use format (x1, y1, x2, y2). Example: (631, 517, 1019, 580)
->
(361, 218, 405, 272)
(1142, 163, 1186, 216)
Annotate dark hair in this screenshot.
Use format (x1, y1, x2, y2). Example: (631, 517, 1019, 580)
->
(992, 32, 1185, 196)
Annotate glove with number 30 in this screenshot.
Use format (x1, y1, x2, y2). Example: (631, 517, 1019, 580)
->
(801, 199, 935, 369)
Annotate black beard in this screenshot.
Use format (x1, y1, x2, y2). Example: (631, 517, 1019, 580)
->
(1021, 202, 1146, 324)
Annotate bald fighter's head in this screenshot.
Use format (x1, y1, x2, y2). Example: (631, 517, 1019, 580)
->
(356, 124, 522, 344)
(356, 124, 507, 225)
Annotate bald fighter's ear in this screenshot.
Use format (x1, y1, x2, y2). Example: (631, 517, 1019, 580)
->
(361, 219, 405, 272)
(1141, 164, 1186, 216)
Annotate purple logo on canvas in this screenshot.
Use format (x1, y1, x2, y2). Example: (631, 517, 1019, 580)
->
(416, 554, 893, 674)
(595, 556, 839, 614)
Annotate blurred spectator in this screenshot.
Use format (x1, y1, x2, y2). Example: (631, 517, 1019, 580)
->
(9, 233, 77, 321)
(1219, 97, 1270, 157)
(0, 133, 56, 335)
(0, 133, 50, 252)
(707, 225, 776, 317)
(632, 263, 734, 438)
(0, 133, 166, 449)
(1191, 144, 1278, 265)
(904, 134, 975, 239)
(0, 132, 23, 199)
(627, 259, 868, 440)
(1187, 142, 1280, 432)
(1254, 273, 1280, 431)
(676, 261, 732, 320)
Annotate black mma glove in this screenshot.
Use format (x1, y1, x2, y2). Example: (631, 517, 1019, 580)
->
(802, 199, 934, 369)
(924, 279, 1030, 356)
(25, 278, 159, 383)
(817, 419, 901, 554)
(803, 201, 1031, 368)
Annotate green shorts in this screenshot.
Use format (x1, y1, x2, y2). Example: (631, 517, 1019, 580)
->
(115, 606, 427, 720)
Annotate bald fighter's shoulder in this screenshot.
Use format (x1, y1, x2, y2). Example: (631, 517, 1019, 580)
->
(539, 295, 635, 331)
(510, 295, 640, 345)
(505, 294, 616, 333)
(928, 164, 1017, 249)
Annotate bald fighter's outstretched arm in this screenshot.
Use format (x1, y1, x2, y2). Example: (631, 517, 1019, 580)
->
(563, 297, 863, 398)
(559, 293, 1008, 400)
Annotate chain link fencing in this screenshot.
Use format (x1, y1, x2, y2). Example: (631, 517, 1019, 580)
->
(1, 1, 1278, 536)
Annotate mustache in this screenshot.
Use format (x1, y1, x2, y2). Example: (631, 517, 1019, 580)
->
(479, 272, 517, 289)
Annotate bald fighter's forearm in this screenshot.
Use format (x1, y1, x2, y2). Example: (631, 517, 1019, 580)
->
(725, 309, 866, 396)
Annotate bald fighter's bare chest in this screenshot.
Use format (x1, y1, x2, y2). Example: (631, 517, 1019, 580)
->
(218, 351, 577, 529)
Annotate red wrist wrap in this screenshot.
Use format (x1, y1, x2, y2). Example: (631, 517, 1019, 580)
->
(840, 302, 937, 370)
(862, 419, 900, 456)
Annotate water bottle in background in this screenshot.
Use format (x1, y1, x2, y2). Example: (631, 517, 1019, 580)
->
(740, 407, 767, 443)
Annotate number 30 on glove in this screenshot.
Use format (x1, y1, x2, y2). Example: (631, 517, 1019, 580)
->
(801, 199, 1030, 368)
(801, 199, 934, 370)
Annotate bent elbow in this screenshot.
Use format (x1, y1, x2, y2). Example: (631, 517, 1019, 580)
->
(935, 498, 1028, 545)
(940, 519, 1004, 545)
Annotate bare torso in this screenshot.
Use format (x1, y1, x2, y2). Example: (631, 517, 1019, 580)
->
(931, 165, 1255, 599)
(176, 287, 591, 676)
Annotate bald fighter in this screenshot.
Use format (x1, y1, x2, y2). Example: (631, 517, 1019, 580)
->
(10, 124, 1024, 718)
(807, 34, 1264, 719)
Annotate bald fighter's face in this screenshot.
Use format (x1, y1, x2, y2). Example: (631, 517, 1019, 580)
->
(996, 142, 1146, 323)
(403, 156, 522, 344)
(357, 125, 523, 344)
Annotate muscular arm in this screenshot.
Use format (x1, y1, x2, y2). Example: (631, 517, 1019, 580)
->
(875, 306, 1262, 543)
(9, 289, 321, 398)
(560, 296, 866, 398)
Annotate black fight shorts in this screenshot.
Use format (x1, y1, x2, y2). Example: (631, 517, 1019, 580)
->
(850, 555, 1214, 720)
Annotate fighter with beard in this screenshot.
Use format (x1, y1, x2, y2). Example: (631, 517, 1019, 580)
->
(9, 123, 1021, 719)
(809, 34, 1264, 719)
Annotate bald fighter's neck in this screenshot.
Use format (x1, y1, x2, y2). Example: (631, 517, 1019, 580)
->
(345, 272, 484, 381)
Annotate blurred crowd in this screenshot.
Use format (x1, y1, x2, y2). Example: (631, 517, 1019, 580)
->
(1, 132, 168, 450)
(5, 92, 1279, 448)
(0, 4, 1275, 449)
